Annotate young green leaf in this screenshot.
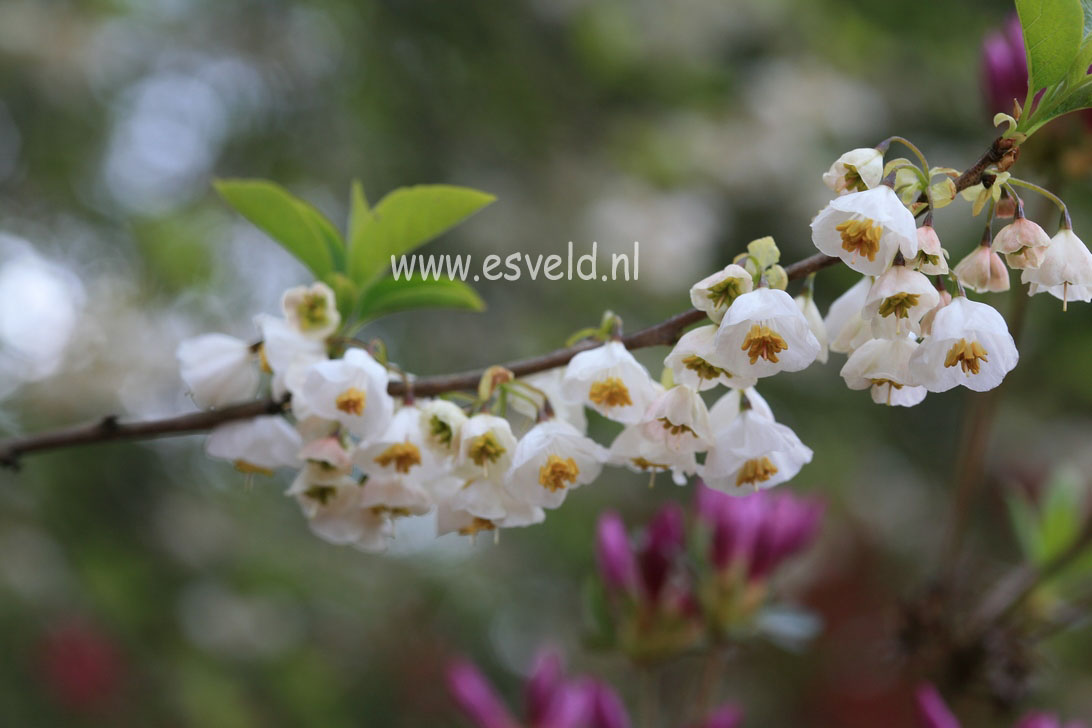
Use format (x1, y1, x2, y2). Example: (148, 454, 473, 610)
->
(1017, 0, 1084, 93)
(348, 184, 495, 286)
(215, 179, 345, 279)
(356, 275, 485, 320)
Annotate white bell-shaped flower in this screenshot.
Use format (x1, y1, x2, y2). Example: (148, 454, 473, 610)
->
(822, 147, 884, 195)
(689, 264, 754, 323)
(353, 404, 438, 481)
(794, 292, 829, 364)
(455, 414, 519, 482)
(709, 288, 821, 379)
(561, 340, 658, 424)
(953, 245, 1010, 293)
(281, 282, 341, 340)
(919, 290, 952, 337)
(664, 325, 757, 391)
(811, 186, 918, 275)
(288, 476, 393, 551)
(863, 265, 940, 338)
(504, 419, 607, 509)
(292, 348, 393, 441)
(639, 384, 713, 454)
(1021, 228, 1092, 309)
(707, 386, 775, 428)
(359, 475, 433, 518)
(840, 337, 927, 407)
(177, 333, 260, 409)
(912, 223, 949, 275)
(908, 296, 1018, 392)
(992, 214, 1051, 256)
(700, 407, 813, 495)
(206, 415, 302, 474)
(824, 276, 873, 354)
(607, 425, 696, 486)
(419, 399, 469, 458)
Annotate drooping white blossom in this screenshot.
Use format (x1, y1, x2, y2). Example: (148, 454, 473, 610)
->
(292, 348, 393, 440)
(561, 340, 658, 424)
(992, 216, 1051, 256)
(840, 337, 927, 407)
(953, 245, 1010, 293)
(912, 223, 949, 275)
(419, 399, 469, 458)
(863, 265, 940, 338)
(822, 147, 884, 195)
(908, 296, 1018, 392)
(288, 476, 393, 551)
(255, 313, 326, 399)
(824, 276, 873, 354)
(353, 404, 434, 480)
(700, 407, 813, 496)
(607, 425, 695, 486)
(282, 282, 341, 340)
(504, 419, 607, 509)
(206, 415, 302, 474)
(664, 325, 757, 391)
(689, 264, 754, 323)
(639, 384, 713, 454)
(454, 414, 519, 483)
(709, 288, 821, 379)
(177, 333, 260, 409)
(811, 186, 919, 275)
(1021, 228, 1092, 309)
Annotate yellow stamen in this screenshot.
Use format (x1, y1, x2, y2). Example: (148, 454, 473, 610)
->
(538, 454, 580, 492)
(234, 460, 273, 476)
(298, 292, 333, 333)
(944, 338, 989, 375)
(458, 517, 496, 537)
(589, 377, 632, 408)
(374, 442, 422, 473)
(429, 415, 455, 448)
(835, 218, 883, 262)
(877, 293, 920, 319)
(741, 325, 788, 364)
(335, 387, 367, 415)
(631, 457, 670, 472)
(257, 344, 272, 374)
(707, 278, 746, 309)
(658, 417, 696, 437)
(304, 485, 336, 504)
(468, 432, 506, 467)
(682, 354, 729, 381)
(735, 457, 778, 487)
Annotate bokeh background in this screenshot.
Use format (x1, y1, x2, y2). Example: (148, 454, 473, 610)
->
(2, 0, 1092, 725)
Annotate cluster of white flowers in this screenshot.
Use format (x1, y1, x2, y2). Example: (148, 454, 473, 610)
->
(170, 144, 1090, 554)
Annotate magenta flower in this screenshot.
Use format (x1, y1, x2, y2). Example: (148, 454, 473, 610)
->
(981, 15, 1028, 116)
(596, 511, 638, 594)
(915, 683, 1086, 728)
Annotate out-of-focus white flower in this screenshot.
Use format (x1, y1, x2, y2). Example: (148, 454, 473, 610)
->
(953, 245, 1010, 293)
(504, 419, 607, 509)
(281, 282, 341, 339)
(206, 415, 302, 474)
(298, 436, 353, 478)
(607, 425, 696, 486)
(419, 399, 469, 458)
(863, 265, 940, 338)
(255, 314, 326, 399)
(455, 414, 519, 482)
(435, 501, 545, 537)
(353, 405, 434, 480)
(794, 292, 829, 364)
(700, 407, 813, 495)
(840, 337, 927, 407)
(359, 476, 433, 518)
(709, 288, 821, 379)
(508, 369, 587, 433)
(1021, 228, 1092, 309)
(822, 147, 884, 195)
(288, 476, 393, 551)
(824, 276, 873, 354)
(664, 325, 757, 391)
(640, 384, 713, 454)
(810, 186, 918, 275)
(908, 297, 1018, 392)
(689, 264, 754, 323)
(913, 223, 949, 275)
(177, 333, 260, 409)
(561, 340, 658, 424)
(292, 348, 393, 440)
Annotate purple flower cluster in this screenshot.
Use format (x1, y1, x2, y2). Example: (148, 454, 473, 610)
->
(447, 650, 741, 728)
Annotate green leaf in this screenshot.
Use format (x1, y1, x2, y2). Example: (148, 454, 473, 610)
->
(215, 179, 344, 279)
(348, 184, 495, 287)
(1017, 0, 1084, 92)
(356, 275, 485, 320)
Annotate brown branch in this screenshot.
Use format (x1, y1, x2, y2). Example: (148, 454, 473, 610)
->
(0, 253, 839, 468)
